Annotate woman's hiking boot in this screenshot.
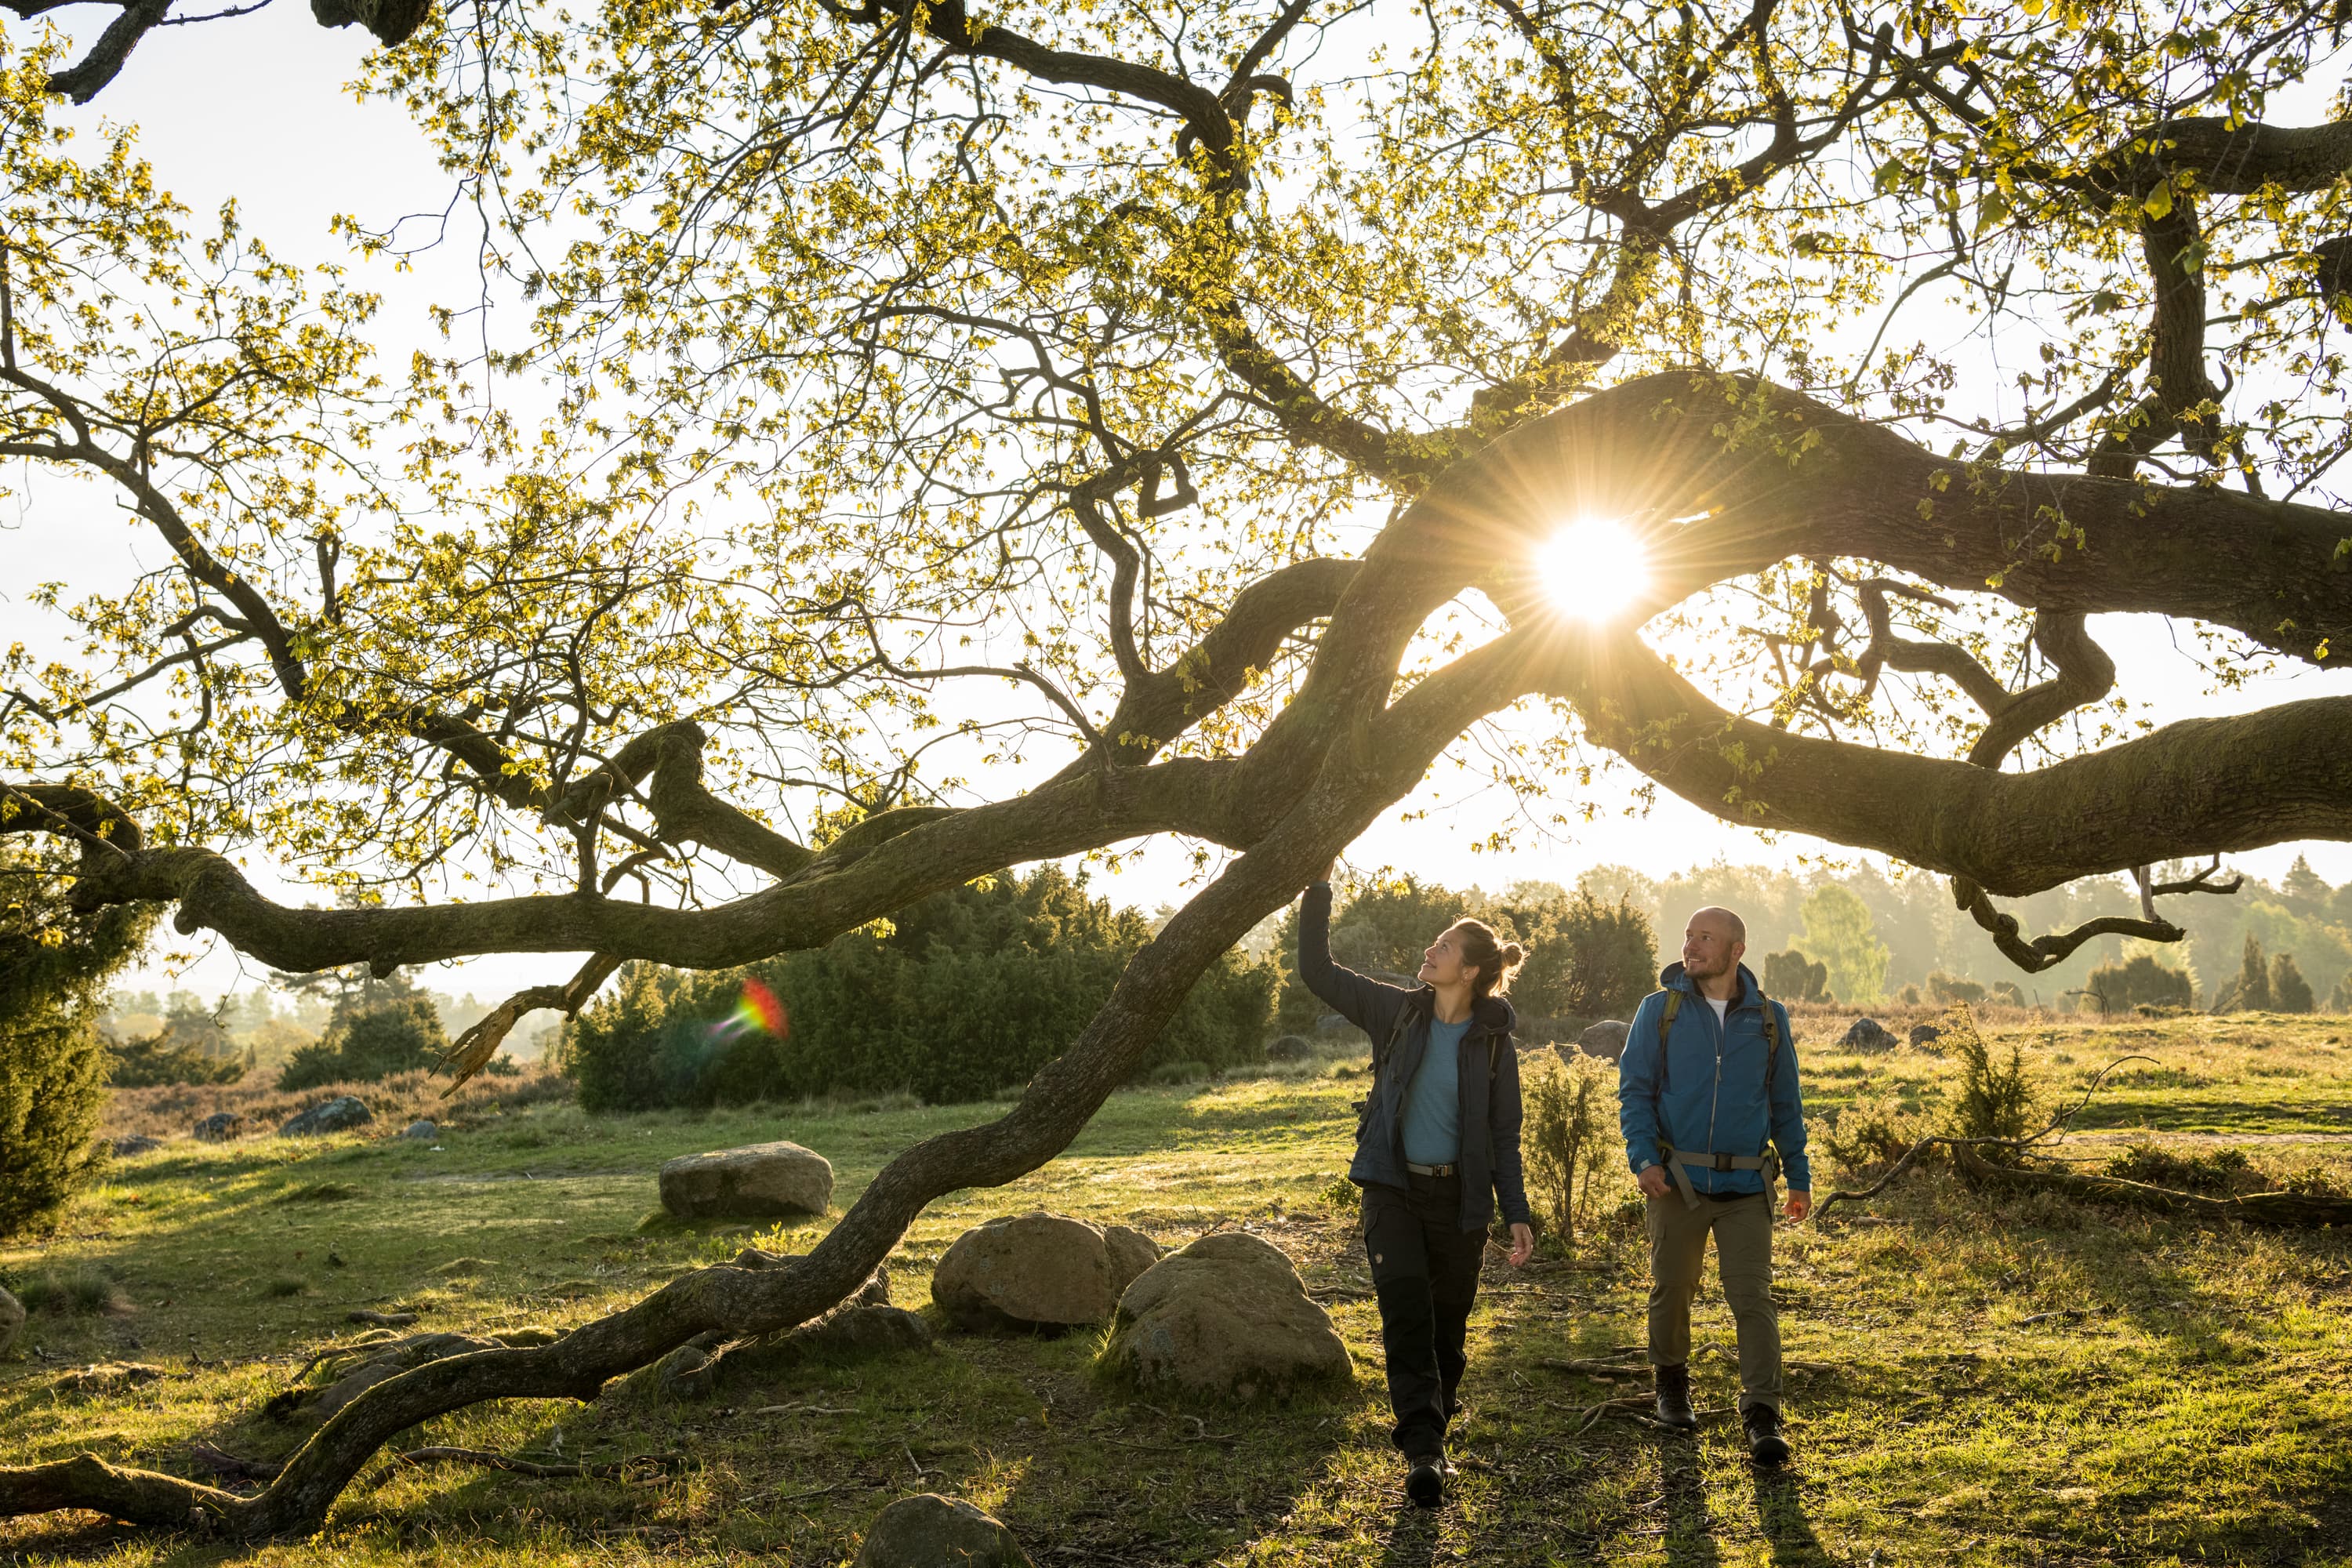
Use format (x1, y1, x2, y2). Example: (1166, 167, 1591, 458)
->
(1405, 1454, 1446, 1508)
(1743, 1403, 1791, 1465)
(1653, 1364, 1697, 1430)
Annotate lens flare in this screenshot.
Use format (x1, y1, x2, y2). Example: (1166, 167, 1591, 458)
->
(1537, 517, 1650, 621)
(735, 976, 789, 1038)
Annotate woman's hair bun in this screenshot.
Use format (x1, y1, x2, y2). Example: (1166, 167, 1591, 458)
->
(1501, 942, 1526, 966)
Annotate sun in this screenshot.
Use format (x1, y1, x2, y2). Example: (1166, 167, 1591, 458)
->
(1537, 517, 1650, 620)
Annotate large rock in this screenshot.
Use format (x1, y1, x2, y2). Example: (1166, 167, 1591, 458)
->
(855, 1494, 1032, 1568)
(931, 1211, 1160, 1332)
(192, 1112, 245, 1142)
(1099, 1231, 1352, 1401)
(1842, 1018, 1899, 1053)
(1577, 1020, 1632, 1062)
(399, 1119, 438, 1141)
(111, 1134, 164, 1157)
(280, 1096, 373, 1137)
(1907, 1023, 1944, 1049)
(659, 1140, 833, 1219)
(0, 1285, 23, 1356)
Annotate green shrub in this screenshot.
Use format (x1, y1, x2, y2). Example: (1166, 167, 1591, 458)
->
(106, 1030, 246, 1087)
(1502, 891, 1657, 1022)
(2083, 953, 2194, 1013)
(2103, 1141, 2254, 1194)
(1943, 1006, 2038, 1156)
(2213, 933, 2270, 1011)
(0, 844, 157, 1240)
(278, 996, 448, 1091)
(1925, 970, 1987, 1006)
(13, 1261, 129, 1316)
(1519, 1050, 1624, 1246)
(1820, 1093, 1928, 1178)
(1149, 1059, 1210, 1086)
(566, 866, 1274, 1110)
(2270, 953, 2315, 1014)
(1762, 949, 1829, 1004)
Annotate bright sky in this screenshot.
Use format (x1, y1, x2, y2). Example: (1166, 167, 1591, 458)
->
(7, 4, 2351, 1005)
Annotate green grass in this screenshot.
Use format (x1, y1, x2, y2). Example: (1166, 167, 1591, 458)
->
(2, 1014, 2349, 1565)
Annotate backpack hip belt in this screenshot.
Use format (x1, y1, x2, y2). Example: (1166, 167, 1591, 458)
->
(1657, 1143, 1782, 1211)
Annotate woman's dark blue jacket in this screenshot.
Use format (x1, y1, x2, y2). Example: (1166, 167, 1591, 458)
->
(1297, 881, 1534, 1234)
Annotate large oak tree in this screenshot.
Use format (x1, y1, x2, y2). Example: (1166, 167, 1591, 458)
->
(4, 0, 2350, 1534)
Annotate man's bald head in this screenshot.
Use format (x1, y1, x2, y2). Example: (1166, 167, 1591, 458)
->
(1690, 906, 1745, 946)
(1682, 906, 1748, 985)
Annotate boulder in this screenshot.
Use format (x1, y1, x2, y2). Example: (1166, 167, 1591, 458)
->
(399, 1119, 438, 1141)
(1265, 1034, 1313, 1062)
(0, 1285, 23, 1356)
(1577, 1020, 1632, 1062)
(192, 1112, 245, 1142)
(659, 1140, 833, 1219)
(280, 1096, 372, 1138)
(1842, 1018, 1899, 1053)
(110, 1134, 164, 1157)
(1907, 1023, 1944, 1049)
(1099, 1230, 1352, 1401)
(931, 1211, 1160, 1332)
(855, 1494, 1031, 1568)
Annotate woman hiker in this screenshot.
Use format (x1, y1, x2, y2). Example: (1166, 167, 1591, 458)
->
(1297, 863, 1537, 1508)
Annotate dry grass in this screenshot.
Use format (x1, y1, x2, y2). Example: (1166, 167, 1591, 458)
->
(100, 1063, 575, 1143)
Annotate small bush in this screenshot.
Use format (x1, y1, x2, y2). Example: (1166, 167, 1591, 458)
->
(2084, 953, 2194, 1014)
(14, 1261, 129, 1316)
(1925, 971, 1987, 1006)
(1316, 1174, 1359, 1210)
(2280, 1163, 2352, 1200)
(106, 1032, 246, 1087)
(1520, 1051, 1624, 1246)
(1943, 1005, 2038, 1156)
(2270, 953, 2315, 1014)
(2104, 1142, 2254, 1194)
(1820, 1093, 1928, 1178)
(280, 997, 447, 1091)
(1762, 950, 1829, 1004)
(1149, 1059, 1210, 1086)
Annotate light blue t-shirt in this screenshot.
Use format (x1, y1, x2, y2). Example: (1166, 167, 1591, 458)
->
(1400, 1016, 1472, 1165)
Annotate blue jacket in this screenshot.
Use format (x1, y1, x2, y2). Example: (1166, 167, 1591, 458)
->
(1617, 961, 1812, 1196)
(1298, 883, 1534, 1232)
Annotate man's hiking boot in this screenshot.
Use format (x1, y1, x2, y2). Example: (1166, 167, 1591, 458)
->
(1743, 1403, 1791, 1465)
(1405, 1454, 1445, 1508)
(1653, 1363, 1697, 1431)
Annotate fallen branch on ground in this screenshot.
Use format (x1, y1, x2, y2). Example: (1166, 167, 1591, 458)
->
(1815, 1054, 2158, 1219)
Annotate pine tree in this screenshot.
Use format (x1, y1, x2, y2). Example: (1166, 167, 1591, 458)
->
(2218, 933, 2271, 1011)
(0, 848, 158, 1238)
(2270, 953, 2315, 1013)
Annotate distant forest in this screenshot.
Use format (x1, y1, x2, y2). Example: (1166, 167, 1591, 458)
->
(1568, 855, 2352, 1010)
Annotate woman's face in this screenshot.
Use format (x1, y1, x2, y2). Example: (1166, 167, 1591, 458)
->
(1418, 924, 1474, 988)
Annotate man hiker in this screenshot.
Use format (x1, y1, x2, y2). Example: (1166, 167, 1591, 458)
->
(1617, 905, 1811, 1465)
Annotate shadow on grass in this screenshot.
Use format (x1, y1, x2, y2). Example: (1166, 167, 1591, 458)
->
(1380, 1503, 1439, 1566)
(1750, 1467, 1835, 1566)
(1658, 1434, 1721, 1568)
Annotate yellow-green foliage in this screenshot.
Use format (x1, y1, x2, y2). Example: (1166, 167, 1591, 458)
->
(1519, 1049, 1626, 1243)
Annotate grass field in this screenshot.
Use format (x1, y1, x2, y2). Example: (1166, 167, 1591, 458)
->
(3, 1010, 2349, 1566)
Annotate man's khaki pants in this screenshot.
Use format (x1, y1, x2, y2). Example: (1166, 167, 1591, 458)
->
(1645, 1189, 1783, 1414)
